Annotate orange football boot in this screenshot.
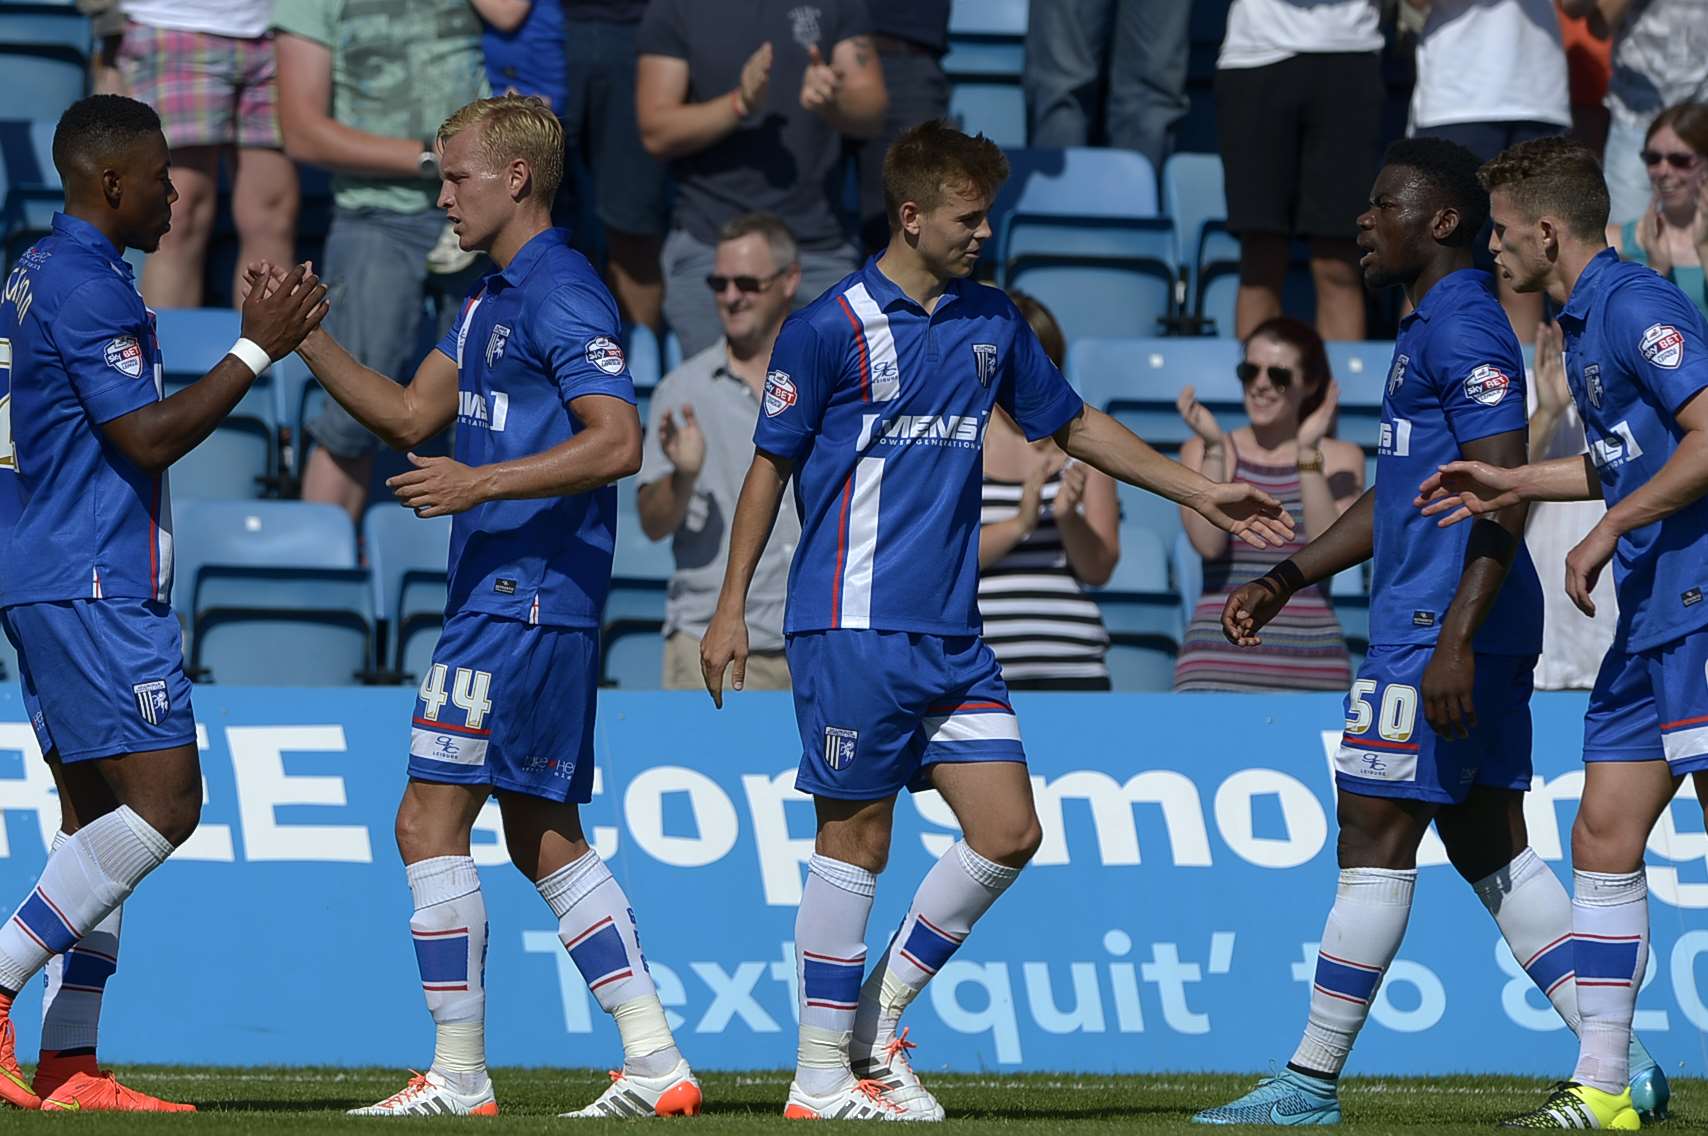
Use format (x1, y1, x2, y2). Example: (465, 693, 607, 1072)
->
(0, 1015, 40, 1109)
(39, 1069, 196, 1113)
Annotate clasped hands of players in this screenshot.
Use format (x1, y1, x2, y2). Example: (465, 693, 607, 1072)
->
(243, 258, 486, 518)
(237, 259, 330, 363)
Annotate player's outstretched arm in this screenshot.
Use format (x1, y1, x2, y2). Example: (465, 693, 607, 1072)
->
(1416, 453, 1599, 526)
(1564, 391, 1708, 616)
(293, 318, 459, 451)
(1053, 405, 1295, 548)
(701, 450, 791, 708)
(101, 263, 328, 475)
(387, 393, 642, 517)
(1221, 487, 1375, 647)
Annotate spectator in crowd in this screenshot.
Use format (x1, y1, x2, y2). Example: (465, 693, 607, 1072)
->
(1557, 1, 1614, 152)
(1608, 101, 1708, 316)
(637, 213, 802, 690)
(562, 0, 670, 332)
(1406, 0, 1569, 342)
(1173, 318, 1362, 692)
(1023, 0, 1190, 174)
(854, 1, 950, 255)
(1215, 0, 1383, 341)
(274, 0, 487, 521)
(476, 2, 567, 114)
(76, 0, 125, 96)
(1524, 321, 1617, 689)
(978, 293, 1118, 691)
(118, 0, 299, 308)
(636, 0, 888, 358)
(1561, 0, 1708, 225)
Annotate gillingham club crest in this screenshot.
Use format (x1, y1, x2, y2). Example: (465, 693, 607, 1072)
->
(823, 726, 857, 771)
(972, 343, 998, 386)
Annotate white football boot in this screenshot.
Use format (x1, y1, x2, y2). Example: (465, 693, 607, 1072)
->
(347, 1069, 498, 1117)
(559, 1058, 703, 1118)
(852, 1029, 945, 1122)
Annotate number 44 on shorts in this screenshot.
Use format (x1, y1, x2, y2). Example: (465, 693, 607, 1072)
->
(418, 664, 494, 730)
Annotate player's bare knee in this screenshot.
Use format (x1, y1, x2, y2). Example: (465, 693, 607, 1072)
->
(969, 812, 1042, 868)
(1570, 809, 1645, 874)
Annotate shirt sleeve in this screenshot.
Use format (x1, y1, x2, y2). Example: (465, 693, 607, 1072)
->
(752, 315, 840, 461)
(52, 277, 160, 426)
(1606, 277, 1708, 417)
(636, 375, 681, 488)
(1432, 313, 1529, 447)
(537, 283, 638, 408)
(272, 0, 336, 45)
(997, 312, 1084, 442)
(634, 0, 687, 58)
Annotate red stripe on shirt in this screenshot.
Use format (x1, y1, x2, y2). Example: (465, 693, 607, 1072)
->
(836, 294, 871, 402)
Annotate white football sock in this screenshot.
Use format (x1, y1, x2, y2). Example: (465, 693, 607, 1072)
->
(40, 830, 122, 1054)
(1290, 867, 1415, 1078)
(795, 854, 876, 1097)
(541, 851, 679, 1077)
(407, 856, 489, 1093)
(853, 841, 1019, 1062)
(1474, 847, 1580, 1030)
(0, 807, 169, 995)
(1570, 869, 1648, 1094)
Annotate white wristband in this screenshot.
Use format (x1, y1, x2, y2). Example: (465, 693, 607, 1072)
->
(226, 337, 273, 378)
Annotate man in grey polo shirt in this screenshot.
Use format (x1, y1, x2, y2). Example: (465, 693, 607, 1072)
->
(638, 213, 802, 689)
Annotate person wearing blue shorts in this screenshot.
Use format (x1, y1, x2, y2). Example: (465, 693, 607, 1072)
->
(0, 95, 325, 1112)
(1199, 139, 1662, 1128)
(1424, 136, 1708, 1129)
(281, 95, 700, 1119)
(700, 119, 1293, 1121)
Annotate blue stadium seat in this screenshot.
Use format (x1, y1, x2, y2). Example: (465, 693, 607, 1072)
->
(1101, 519, 1169, 594)
(1161, 153, 1240, 335)
(1324, 340, 1395, 451)
(663, 331, 683, 372)
(1092, 526, 1181, 678)
(626, 322, 661, 389)
(1105, 619, 1181, 692)
(0, 6, 89, 126)
(153, 308, 279, 498)
(1171, 531, 1203, 629)
(943, 0, 1027, 146)
(601, 619, 664, 689)
(0, 119, 61, 267)
(606, 506, 670, 625)
(1117, 478, 1181, 558)
(949, 82, 1026, 149)
(1069, 337, 1243, 452)
(364, 503, 451, 679)
(996, 150, 1177, 337)
(174, 500, 373, 684)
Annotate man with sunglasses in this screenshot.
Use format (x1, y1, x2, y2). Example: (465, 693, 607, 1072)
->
(1196, 137, 1660, 1126)
(638, 212, 803, 689)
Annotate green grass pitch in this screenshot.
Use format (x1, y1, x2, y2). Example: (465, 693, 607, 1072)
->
(0, 1068, 1698, 1132)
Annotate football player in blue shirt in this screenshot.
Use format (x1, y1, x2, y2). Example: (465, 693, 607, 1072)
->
(699, 120, 1295, 1121)
(0, 95, 324, 1113)
(1420, 137, 1708, 1130)
(270, 96, 698, 1120)
(1197, 139, 1659, 1127)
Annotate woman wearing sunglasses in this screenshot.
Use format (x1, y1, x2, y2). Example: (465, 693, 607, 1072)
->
(1173, 317, 1364, 692)
(1609, 101, 1708, 317)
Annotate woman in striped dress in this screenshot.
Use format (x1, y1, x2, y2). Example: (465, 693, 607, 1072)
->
(978, 294, 1120, 690)
(1172, 318, 1363, 692)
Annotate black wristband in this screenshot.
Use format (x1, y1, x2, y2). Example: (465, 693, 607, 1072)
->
(1260, 558, 1307, 595)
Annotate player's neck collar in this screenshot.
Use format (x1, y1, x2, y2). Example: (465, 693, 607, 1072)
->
(51, 212, 123, 265)
(1560, 247, 1619, 321)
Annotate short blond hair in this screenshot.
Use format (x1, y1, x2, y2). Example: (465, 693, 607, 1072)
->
(437, 95, 564, 206)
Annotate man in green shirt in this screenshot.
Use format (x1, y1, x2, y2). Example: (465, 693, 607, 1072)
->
(273, 0, 487, 520)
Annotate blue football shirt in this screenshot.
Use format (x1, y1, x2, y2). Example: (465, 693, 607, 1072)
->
(1559, 248, 1708, 653)
(0, 214, 171, 607)
(433, 227, 636, 627)
(754, 258, 1084, 636)
(1372, 268, 1542, 652)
